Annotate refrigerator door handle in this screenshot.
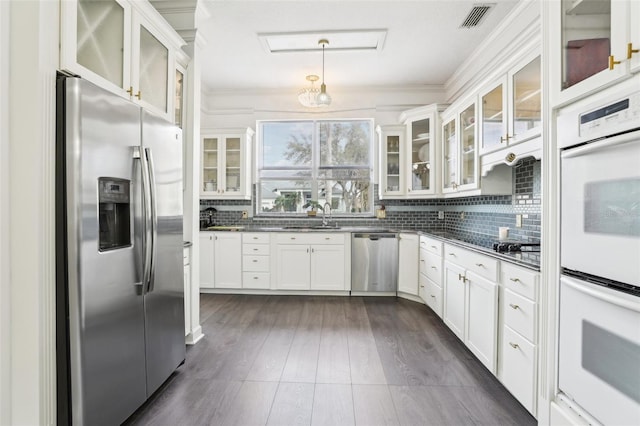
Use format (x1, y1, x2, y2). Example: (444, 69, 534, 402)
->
(134, 146, 153, 293)
(145, 147, 158, 293)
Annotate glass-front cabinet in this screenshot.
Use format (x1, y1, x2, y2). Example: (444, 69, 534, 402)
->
(201, 129, 254, 200)
(550, 0, 638, 106)
(377, 125, 405, 198)
(480, 54, 541, 155)
(407, 117, 433, 194)
(60, 0, 188, 120)
(442, 101, 478, 194)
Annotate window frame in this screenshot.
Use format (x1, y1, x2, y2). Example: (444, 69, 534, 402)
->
(256, 118, 375, 217)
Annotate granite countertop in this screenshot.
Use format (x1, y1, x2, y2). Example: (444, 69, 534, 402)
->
(200, 225, 540, 271)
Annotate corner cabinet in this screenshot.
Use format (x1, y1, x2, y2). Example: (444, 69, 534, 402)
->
(60, 0, 189, 121)
(200, 128, 254, 200)
(378, 104, 444, 199)
(547, 0, 640, 107)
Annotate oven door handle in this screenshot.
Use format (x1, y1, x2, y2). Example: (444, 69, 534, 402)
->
(561, 130, 639, 159)
(561, 275, 640, 313)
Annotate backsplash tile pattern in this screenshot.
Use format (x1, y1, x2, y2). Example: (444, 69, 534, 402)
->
(201, 158, 541, 243)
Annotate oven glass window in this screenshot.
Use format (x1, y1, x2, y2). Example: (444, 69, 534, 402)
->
(584, 178, 640, 236)
(582, 320, 640, 403)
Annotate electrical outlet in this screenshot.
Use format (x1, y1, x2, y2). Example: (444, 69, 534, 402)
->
(438, 211, 444, 219)
(515, 214, 522, 227)
(460, 212, 465, 220)
(241, 211, 248, 219)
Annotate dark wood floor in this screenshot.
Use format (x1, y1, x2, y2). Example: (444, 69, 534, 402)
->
(124, 295, 536, 426)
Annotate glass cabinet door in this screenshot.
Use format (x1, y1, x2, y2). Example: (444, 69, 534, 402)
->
(138, 25, 169, 114)
(442, 118, 457, 191)
(409, 118, 431, 192)
(175, 69, 184, 128)
(225, 137, 242, 194)
(480, 82, 506, 153)
(385, 135, 401, 193)
(202, 137, 219, 193)
(511, 56, 541, 142)
(76, 0, 125, 88)
(459, 103, 477, 188)
(561, 0, 611, 90)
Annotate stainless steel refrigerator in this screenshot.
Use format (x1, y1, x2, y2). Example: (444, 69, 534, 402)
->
(55, 75, 185, 425)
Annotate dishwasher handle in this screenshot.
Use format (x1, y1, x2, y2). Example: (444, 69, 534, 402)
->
(352, 233, 397, 240)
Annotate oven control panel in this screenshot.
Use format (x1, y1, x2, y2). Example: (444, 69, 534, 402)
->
(579, 91, 640, 139)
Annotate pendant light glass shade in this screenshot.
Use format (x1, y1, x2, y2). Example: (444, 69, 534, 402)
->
(297, 39, 331, 107)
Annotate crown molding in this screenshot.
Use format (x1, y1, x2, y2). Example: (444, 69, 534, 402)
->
(202, 83, 445, 98)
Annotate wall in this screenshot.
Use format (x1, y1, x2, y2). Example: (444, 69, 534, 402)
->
(201, 157, 542, 244)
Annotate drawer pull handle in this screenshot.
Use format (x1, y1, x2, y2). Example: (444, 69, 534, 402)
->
(291, 237, 296, 240)
(448, 253, 455, 256)
(430, 295, 436, 298)
(431, 266, 437, 270)
(509, 342, 519, 349)
(420, 285, 425, 288)
(253, 276, 259, 280)
(420, 259, 425, 262)
(325, 237, 331, 240)
(475, 263, 484, 267)
(431, 245, 437, 249)
(509, 303, 519, 310)
(253, 248, 259, 251)
(510, 278, 521, 283)
(253, 260, 258, 263)
(253, 237, 258, 240)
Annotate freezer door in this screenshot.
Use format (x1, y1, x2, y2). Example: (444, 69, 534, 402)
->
(141, 109, 185, 395)
(62, 77, 147, 425)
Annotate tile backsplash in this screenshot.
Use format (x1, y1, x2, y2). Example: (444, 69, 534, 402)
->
(201, 157, 541, 243)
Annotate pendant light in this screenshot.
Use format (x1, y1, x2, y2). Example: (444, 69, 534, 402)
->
(316, 38, 331, 106)
(298, 75, 321, 107)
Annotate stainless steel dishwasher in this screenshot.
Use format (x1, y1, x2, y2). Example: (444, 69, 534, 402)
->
(351, 232, 398, 293)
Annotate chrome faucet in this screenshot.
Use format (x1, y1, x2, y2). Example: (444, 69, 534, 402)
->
(322, 202, 332, 226)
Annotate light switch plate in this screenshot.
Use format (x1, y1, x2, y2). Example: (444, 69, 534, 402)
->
(438, 211, 444, 219)
(516, 214, 522, 227)
(242, 211, 248, 219)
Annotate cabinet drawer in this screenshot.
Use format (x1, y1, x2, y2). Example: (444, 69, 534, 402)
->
(243, 244, 270, 255)
(502, 262, 538, 301)
(425, 276, 443, 318)
(243, 233, 270, 244)
(419, 249, 428, 276)
(420, 235, 443, 256)
(503, 289, 536, 342)
(275, 232, 345, 245)
(243, 255, 270, 272)
(424, 251, 443, 284)
(501, 325, 536, 414)
(242, 272, 270, 289)
(444, 244, 498, 281)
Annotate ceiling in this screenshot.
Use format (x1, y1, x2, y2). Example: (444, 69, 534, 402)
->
(196, 0, 521, 93)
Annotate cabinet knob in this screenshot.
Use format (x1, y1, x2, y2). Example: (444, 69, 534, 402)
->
(628, 43, 639, 59)
(253, 237, 258, 240)
(253, 259, 258, 263)
(509, 303, 519, 310)
(430, 295, 435, 298)
(448, 253, 455, 257)
(253, 276, 259, 280)
(420, 284, 425, 288)
(431, 266, 437, 270)
(609, 55, 621, 70)
(509, 342, 519, 349)
(253, 248, 259, 251)
(420, 259, 425, 262)
(509, 277, 521, 283)
(431, 245, 437, 249)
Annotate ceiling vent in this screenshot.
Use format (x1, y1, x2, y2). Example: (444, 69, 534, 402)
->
(460, 4, 495, 28)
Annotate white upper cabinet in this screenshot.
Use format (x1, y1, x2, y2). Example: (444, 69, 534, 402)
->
(479, 54, 542, 155)
(442, 101, 478, 194)
(201, 128, 254, 200)
(60, 0, 187, 120)
(377, 125, 405, 198)
(549, 0, 639, 106)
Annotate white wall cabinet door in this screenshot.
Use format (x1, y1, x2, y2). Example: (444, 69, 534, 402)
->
(465, 270, 498, 373)
(310, 245, 345, 291)
(199, 232, 215, 289)
(398, 233, 419, 295)
(275, 244, 311, 290)
(443, 261, 466, 340)
(213, 233, 242, 289)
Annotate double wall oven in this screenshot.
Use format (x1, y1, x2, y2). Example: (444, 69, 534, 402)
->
(558, 83, 640, 425)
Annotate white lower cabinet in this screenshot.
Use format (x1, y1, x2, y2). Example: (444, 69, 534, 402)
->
(498, 262, 539, 415)
(274, 233, 348, 291)
(242, 233, 271, 289)
(443, 243, 499, 374)
(465, 271, 498, 372)
(199, 232, 215, 289)
(425, 277, 443, 318)
(213, 232, 242, 289)
(420, 236, 444, 318)
(398, 233, 419, 295)
(183, 246, 191, 336)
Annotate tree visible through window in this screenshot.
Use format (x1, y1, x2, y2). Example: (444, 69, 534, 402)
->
(258, 119, 373, 215)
